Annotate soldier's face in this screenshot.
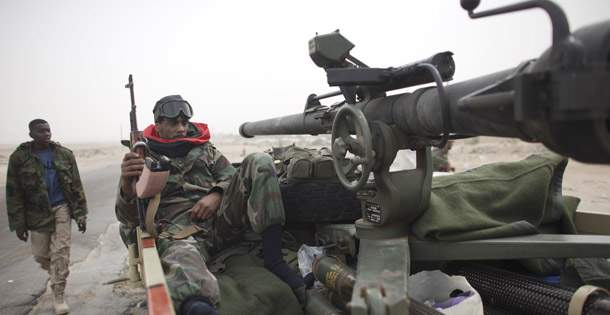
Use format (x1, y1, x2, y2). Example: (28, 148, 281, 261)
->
(29, 123, 52, 149)
(155, 116, 189, 140)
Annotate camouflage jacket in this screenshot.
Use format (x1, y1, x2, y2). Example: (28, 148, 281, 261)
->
(115, 141, 237, 227)
(6, 141, 88, 232)
(432, 147, 450, 171)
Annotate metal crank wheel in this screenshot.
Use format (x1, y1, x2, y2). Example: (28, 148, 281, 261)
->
(331, 105, 373, 192)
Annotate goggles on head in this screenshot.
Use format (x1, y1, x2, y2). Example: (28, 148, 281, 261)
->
(154, 100, 193, 122)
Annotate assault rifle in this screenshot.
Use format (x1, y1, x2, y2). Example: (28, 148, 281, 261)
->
(125, 74, 148, 229)
(123, 74, 174, 315)
(124, 75, 171, 234)
(240, 1, 610, 314)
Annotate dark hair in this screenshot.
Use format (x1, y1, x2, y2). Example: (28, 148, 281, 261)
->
(29, 119, 48, 131)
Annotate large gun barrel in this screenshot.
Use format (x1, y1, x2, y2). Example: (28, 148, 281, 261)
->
(240, 20, 610, 164)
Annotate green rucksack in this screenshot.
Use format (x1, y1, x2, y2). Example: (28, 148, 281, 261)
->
(266, 144, 350, 184)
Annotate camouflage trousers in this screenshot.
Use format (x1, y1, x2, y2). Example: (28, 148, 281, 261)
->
(158, 152, 286, 310)
(30, 203, 71, 288)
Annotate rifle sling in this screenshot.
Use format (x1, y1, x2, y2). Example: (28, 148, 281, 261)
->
(145, 193, 161, 238)
(144, 194, 203, 240)
(158, 220, 204, 240)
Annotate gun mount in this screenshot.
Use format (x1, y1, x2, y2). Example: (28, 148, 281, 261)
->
(240, 1, 610, 314)
(240, 3, 610, 164)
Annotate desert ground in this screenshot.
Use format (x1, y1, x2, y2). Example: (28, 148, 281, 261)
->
(2, 134, 609, 216)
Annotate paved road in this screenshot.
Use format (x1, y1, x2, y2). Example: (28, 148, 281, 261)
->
(0, 163, 141, 314)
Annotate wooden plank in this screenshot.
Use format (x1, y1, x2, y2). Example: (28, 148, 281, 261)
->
(575, 211, 610, 235)
(137, 228, 175, 315)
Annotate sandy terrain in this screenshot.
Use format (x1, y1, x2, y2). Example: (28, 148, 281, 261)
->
(2, 134, 609, 218)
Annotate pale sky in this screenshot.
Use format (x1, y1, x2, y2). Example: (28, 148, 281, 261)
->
(0, 0, 608, 145)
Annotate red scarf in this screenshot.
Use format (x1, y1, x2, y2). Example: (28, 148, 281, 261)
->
(142, 122, 210, 144)
(142, 122, 211, 156)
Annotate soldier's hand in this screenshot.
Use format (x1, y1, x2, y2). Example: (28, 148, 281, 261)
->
(188, 191, 222, 221)
(78, 220, 87, 233)
(121, 152, 145, 179)
(120, 152, 145, 200)
(16, 226, 28, 242)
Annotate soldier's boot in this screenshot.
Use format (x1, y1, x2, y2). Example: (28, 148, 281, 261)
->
(261, 225, 306, 307)
(179, 296, 219, 315)
(52, 284, 70, 314)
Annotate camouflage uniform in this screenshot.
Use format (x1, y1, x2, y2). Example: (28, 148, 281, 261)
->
(116, 142, 285, 310)
(5, 141, 88, 289)
(432, 147, 451, 172)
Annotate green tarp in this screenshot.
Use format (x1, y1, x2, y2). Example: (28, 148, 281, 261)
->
(216, 248, 303, 315)
(413, 153, 580, 242)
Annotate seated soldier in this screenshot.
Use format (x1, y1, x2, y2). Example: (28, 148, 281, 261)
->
(432, 140, 455, 172)
(116, 95, 305, 314)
